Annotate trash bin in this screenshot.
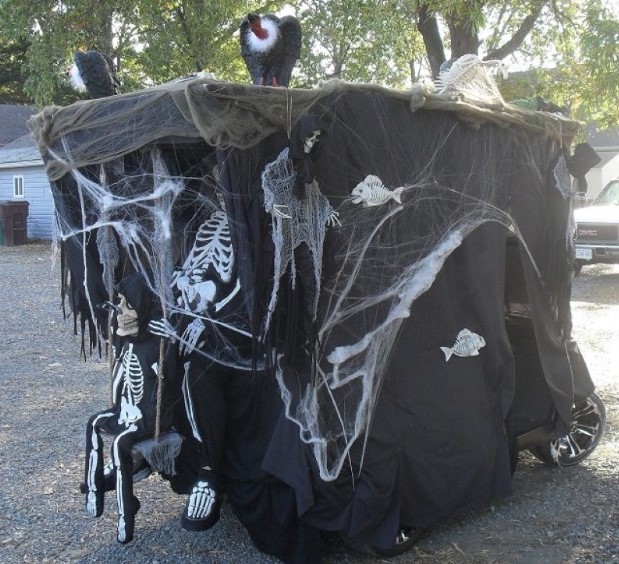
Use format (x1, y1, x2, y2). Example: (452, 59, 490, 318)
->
(0, 200, 29, 246)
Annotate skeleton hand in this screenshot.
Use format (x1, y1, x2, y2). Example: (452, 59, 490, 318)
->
(327, 210, 341, 227)
(179, 318, 205, 356)
(118, 397, 142, 425)
(186, 480, 217, 519)
(272, 204, 292, 219)
(148, 318, 177, 342)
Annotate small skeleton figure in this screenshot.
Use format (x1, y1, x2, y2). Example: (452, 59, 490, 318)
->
(84, 273, 179, 544)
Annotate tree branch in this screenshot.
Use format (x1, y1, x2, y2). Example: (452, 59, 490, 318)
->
(485, 1, 548, 61)
(416, 4, 446, 78)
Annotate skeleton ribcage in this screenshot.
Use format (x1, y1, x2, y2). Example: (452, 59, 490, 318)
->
(180, 210, 234, 284)
(121, 345, 144, 406)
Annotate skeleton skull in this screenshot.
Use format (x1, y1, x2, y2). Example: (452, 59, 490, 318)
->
(116, 293, 139, 336)
(303, 129, 321, 153)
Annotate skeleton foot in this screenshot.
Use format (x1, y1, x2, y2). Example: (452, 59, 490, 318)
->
(181, 480, 222, 531)
(116, 495, 140, 544)
(86, 490, 103, 517)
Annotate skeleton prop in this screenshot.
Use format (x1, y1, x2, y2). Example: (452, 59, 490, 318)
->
(149, 208, 247, 531)
(83, 273, 182, 544)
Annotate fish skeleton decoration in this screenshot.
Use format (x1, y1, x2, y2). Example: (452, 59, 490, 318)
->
(351, 175, 405, 207)
(440, 328, 486, 361)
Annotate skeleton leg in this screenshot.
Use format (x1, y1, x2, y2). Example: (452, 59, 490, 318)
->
(112, 425, 143, 544)
(84, 411, 115, 517)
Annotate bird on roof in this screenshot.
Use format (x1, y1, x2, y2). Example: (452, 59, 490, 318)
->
(239, 13, 302, 87)
(67, 50, 121, 99)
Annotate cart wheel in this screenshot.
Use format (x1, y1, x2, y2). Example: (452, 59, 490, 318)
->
(529, 393, 605, 467)
(340, 527, 424, 557)
(375, 527, 424, 557)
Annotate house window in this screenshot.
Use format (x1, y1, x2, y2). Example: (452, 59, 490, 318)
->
(13, 175, 25, 198)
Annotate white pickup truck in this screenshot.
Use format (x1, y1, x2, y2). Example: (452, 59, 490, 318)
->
(574, 180, 619, 274)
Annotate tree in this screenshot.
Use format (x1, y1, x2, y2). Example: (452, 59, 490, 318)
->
(0, 36, 32, 104)
(402, 0, 619, 125)
(132, 0, 287, 85)
(0, 0, 617, 126)
(294, 0, 423, 88)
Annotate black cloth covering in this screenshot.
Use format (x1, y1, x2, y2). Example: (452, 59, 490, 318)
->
(37, 81, 593, 562)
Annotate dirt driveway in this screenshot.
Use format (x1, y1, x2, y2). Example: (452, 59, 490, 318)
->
(1, 245, 617, 563)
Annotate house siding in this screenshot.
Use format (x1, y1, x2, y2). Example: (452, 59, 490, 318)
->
(0, 165, 55, 240)
(585, 152, 619, 201)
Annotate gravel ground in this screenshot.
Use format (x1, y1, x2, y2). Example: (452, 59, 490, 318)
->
(1, 243, 617, 563)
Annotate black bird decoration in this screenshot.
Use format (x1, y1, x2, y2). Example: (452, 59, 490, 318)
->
(240, 13, 302, 87)
(67, 50, 121, 99)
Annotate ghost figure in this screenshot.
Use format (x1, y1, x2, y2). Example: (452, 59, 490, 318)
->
(83, 273, 180, 544)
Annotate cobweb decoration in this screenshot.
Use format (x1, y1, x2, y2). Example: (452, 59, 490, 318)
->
(435, 54, 507, 106)
(50, 132, 257, 371)
(96, 219, 119, 296)
(553, 154, 572, 200)
(273, 146, 528, 481)
(46, 142, 188, 345)
(261, 147, 337, 334)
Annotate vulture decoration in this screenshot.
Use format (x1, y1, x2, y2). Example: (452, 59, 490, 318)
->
(68, 50, 121, 99)
(240, 13, 302, 87)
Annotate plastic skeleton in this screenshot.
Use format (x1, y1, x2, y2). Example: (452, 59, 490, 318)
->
(150, 209, 242, 530)
(84, 276, 178, 544)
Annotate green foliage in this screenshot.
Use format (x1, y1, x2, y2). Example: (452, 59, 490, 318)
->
(0, 36, 32, 104)
(0, 0, 617, 128)
(294, 0, 423, 88)
(577, 3, 619, 127)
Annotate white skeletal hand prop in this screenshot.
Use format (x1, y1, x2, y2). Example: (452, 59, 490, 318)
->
(147, 318, 177, 342)
(179, 318, 205, 356)
(147, 316, 205, 357)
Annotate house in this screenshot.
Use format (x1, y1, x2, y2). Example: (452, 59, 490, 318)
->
(0, 104, 37, 147)
(0, 131, 55, 241)
(583, 124, 619, 201)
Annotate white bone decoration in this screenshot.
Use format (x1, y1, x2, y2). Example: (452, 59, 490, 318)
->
(113, 344, 145, 424)
(186, 480, 217, 519)
(179, 210, 234, 285)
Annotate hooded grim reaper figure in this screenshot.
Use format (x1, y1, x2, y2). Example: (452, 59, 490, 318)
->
(83, 273, 180, 544)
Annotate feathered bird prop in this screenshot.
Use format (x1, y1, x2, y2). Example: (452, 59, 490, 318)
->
(240, 13, 302, 87)
(67, 50, 121, 99)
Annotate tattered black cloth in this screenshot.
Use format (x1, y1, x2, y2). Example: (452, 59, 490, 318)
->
(30, 78, 592, 561)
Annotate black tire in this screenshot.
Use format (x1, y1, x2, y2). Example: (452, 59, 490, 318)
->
(573, 260, 584, 276)
(529, 392, 605, 467)
(375, 528, 425, 557)
(340, 527, 424, 558)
